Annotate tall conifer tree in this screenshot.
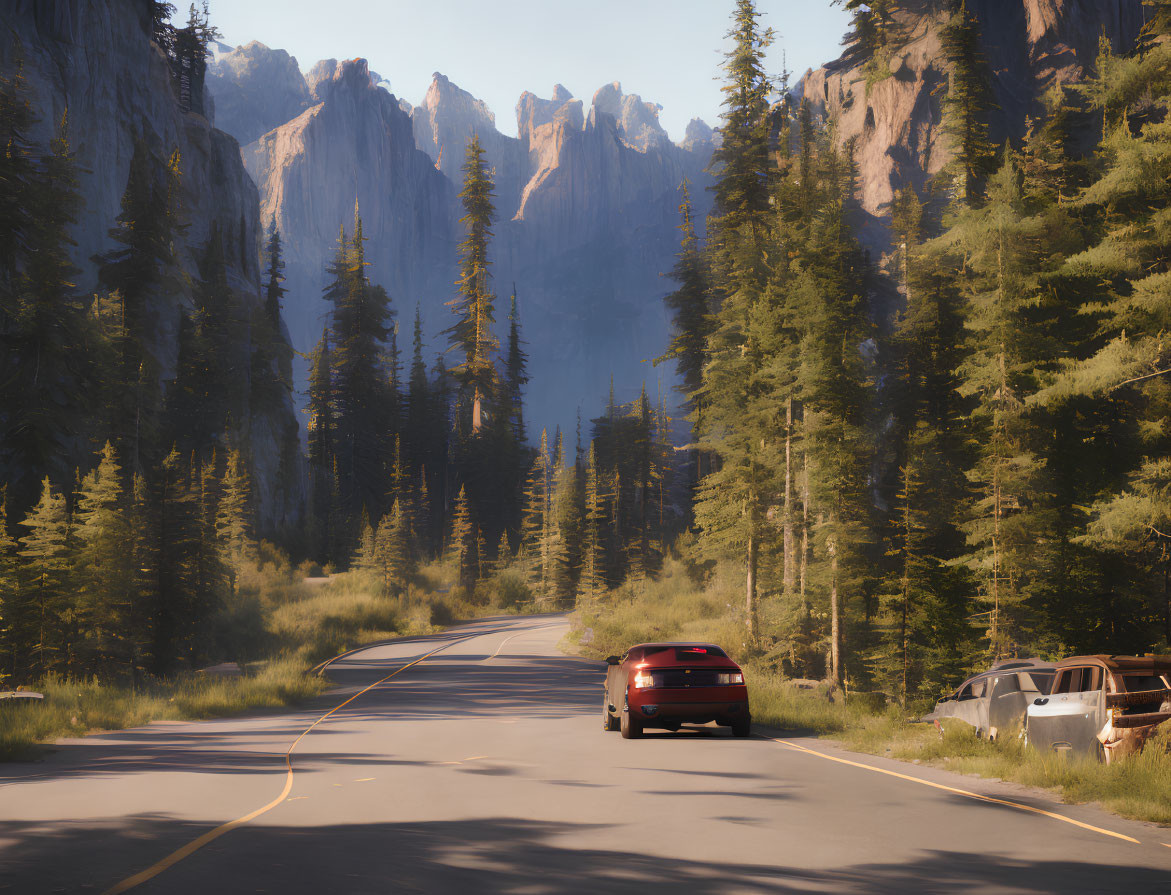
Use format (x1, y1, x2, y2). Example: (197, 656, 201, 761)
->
(447, 135, 499, 434)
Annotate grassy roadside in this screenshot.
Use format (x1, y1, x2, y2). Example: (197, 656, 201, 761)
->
(567, 558, 1171, 827)
(0, 554, 519, 761)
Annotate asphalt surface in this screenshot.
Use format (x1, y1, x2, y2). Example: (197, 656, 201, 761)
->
(1, 614, 1169, 894)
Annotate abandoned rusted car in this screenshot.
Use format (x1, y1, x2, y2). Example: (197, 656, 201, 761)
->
(923, 659, 1055, 739)
(1025, 655, 1171, 762)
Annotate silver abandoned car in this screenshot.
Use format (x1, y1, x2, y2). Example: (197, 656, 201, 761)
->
(1025, 655, 1171, 763)
(923, 659, 1055, 739)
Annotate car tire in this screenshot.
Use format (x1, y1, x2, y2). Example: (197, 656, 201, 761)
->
(602, 697, 619, 731)
(620, 709, 642, 739)
(731, 717, 751, 738)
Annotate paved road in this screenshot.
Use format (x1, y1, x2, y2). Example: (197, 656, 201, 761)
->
(1, 614, 1169, 894)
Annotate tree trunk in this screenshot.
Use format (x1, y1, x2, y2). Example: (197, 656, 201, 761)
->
(1163, 556, 1170, 644)
(783, 397, 795, 594)
(472, 387, 483, 434)
(799, 453, 809, 608)
(746, 529, 758, 644)
(829, 530, 841, 689)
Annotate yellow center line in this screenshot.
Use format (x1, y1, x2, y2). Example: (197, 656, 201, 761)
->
(353, 777, 375, 782)
(770, 737, 1141, 845)
(102, 633, 478, 895)
(488, 623, 553, 660)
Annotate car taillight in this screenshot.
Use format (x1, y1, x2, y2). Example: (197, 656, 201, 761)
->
(717, 672, 744, 685)
(633, 670, 656, 689)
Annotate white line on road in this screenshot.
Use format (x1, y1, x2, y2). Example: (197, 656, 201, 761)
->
(770, 737, 1141, 845)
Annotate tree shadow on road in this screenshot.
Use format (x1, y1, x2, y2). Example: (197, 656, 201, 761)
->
(1, 815, 1166, 894)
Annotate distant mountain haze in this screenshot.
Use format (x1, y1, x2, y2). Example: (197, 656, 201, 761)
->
(209, 49, 717, 434)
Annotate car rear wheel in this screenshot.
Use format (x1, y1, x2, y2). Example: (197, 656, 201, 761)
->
(731, 717, 751, 738)
(620, 709, 642, 739)
(602, 696, 619, 731)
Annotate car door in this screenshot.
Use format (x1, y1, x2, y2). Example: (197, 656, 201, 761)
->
(943, 678, 987, 731)
(988, 673, 1029, 733)
(1027, 666, 1106, 755)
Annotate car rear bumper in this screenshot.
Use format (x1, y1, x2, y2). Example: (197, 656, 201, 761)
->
(633, 700, 749, 726)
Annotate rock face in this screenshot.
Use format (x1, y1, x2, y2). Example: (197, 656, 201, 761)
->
(795, 0, 1145, 254)
(243, 59, 457, 397)
(216, 61, 716, 432)
(207, 41, 312, 146)
(2, 0, 302, 532)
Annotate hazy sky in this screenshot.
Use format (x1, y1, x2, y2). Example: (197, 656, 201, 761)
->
(202, 1, 851, 142)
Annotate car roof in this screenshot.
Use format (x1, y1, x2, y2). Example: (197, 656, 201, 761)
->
(1055, 655, 1171, 672)
(954, 660, 1055, 688)
(629, 642, 724, 651)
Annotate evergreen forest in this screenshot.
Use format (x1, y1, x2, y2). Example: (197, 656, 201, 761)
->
(3, 0, 1171, 711)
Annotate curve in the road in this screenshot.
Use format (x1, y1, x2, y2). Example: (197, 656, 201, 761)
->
(100, 621, 552, 895)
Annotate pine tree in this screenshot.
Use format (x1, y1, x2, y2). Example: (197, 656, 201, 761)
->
(504, 288, 529, 444)
(937, 0, 998, 206)
(326, 206, 396, 519)
(0, 488, 21, 680)
(692, 0, 780, 643)
(446, 135, 499, 435)
(96, 139, 184, 472)
(262, 218, 286, 328)
(354, 508, 377, 573)
(792, 144, 877, 687)
(170, 1, 219, 115)
(217, 447, 254, 578)
(17, 477, 71, 676)
(192, 453, 227, 655)
(494, 529, 513, 576)
(549, 445, 579, 604)
(658, 179, 713, 474)
(945, 152, 1056, 658)
(406, 305, 430, 470)
(125, 472, 155, 677)
(835, 0, 905, 65)
(448, 484, 476, 590)
(0, 56, 37, 338)
(376, 499, 414, 596)
(73, 443, 134, 674)
(0, 111, 92, 517)
(710, 0, 774, 239)
(306, 328, 334, 563)
(152, 449, 199, 674)
(522, 429, 552, 601)
(581, 442, 608, 599)
(250, 219, 294, 417)
(879, 183, 975, 700)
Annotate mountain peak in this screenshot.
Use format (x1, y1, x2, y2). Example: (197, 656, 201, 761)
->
(682, 117, 717, 153)
(207, 40, 310, 144)
(588, 81, 668, 152)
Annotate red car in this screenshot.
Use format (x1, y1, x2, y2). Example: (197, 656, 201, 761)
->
(602, 642, 751, 739)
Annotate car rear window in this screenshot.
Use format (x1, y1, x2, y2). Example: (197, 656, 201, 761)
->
(1120, 674, 1169, 692)
(1053, 667, 1102, 693)
(674, 646, 726, 660)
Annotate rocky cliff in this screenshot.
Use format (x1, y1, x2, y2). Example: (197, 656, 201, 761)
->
(795, 0, 1145, 254)
(243, 59, 458, 395)
(207, 40, 312, 145)
(2, 0, 302, 532)
(213, 57, 716, 432)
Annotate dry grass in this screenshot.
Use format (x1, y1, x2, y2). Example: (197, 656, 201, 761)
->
(0, 658, 324, 761)
(0, 552, 490, 760)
